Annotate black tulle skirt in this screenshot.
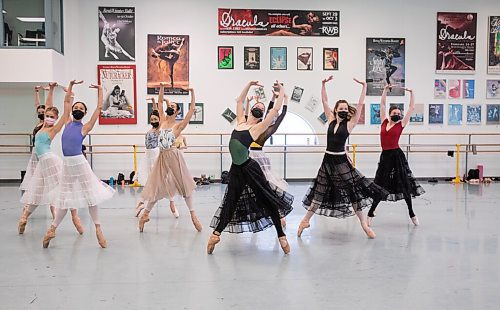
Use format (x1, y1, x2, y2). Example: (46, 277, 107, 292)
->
(374, 148, 425, 201)
(210, 158, 294, 234)
(303, 153, 389, 218)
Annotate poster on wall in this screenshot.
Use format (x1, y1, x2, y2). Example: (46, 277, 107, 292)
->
(254, 87, 266, 102)
(222, 108, 237, 123)
(318, 112, 328, 124)
(297, 47, 313, 70)
(98, 7, 135, 61)
(463, 80, 475, 99)
(466, 105, 481, 124)
(98, 65, 137, 125)
(434, 79, 447, 99)
(370, 103, 381, 125)
(270, 47, 287, 70)
(305, 95, 319, 112)
(448, 104, 463, 125)
(486, 80, 500, 98)
(366, 38, 405, 96)
(218, 9, 340, 37)
(436, 12, 477, 74)
(189, 103, 204, 124)
(147, 34, 189, 95)
(429, 104, 444, 124)
(323, 48, 338, 70)
(291, 86, 304, 103)
(244, 47, 260, 70)
(410, 104, 424, 124)
(486, 104, 500, 124)
(218, 46, 234, 69)
(488, 16, 500, 74)
(447, 79, 462, 99)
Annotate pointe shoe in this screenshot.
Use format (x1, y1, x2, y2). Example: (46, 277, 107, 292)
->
(72, 215, 84, 235)
(280, 218, 287, 229)
(207, 233, 220, 254)
(95, 225, 107, 248)
(297, 220, 310, 237)
(411, 216, 420, 226)
(42, 225, 56, 248)
(170, 202, 179, 218)
(135, 202, 144, 217)
(190, 211, 202, 232)
(139, 210, 150, 232)
(18, 209, 30, 234)
(278, 236, 291, 254)
(367, 216, 374, 227)
(362, 223, 376, 239)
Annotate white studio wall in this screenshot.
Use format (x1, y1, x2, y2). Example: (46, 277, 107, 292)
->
(0, 0, 499, 180)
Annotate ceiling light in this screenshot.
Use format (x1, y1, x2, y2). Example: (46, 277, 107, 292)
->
(17, 17, 45, 22)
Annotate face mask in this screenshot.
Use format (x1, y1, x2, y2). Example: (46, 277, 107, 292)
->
(38, 113, 45, 120)
(337, 111, 348, 119)
(390, 115, 401, 122)
(151, 122, 159, 128)
(251, 108, 263, 119)
(166, 107, 175, 116)
(44, 117, 56, 126)
(72, 110, 85, 120)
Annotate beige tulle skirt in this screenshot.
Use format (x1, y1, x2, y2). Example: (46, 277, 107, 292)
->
(141, 148, 196, 202)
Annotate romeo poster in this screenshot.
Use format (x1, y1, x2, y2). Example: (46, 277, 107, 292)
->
(366, 38, 405, 96)
(98, 7, 135, 61)
(218, 8, 340, 37)
(436, 12, 477, 74)
(147, 34, 189, 95)
(98, 65, 137, 125)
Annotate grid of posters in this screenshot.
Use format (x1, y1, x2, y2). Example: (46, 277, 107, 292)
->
(98, 65, 137, 125)
(244, 47, 260, 70)
(448, 104, 463, 125)
(436, 12, 477, 74)
(147, 34, 189, 95)
(98, 7, 135, 61)
(366, 38, 405, 96)
(466, 105, 481, 124)
(218, 9, 340, 37)
(488, 16, 500, 74)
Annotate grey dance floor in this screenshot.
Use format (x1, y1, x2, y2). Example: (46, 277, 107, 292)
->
(0, 182, 498, 310)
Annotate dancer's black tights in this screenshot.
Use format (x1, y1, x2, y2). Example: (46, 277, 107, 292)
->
(368, 195, 415, 218)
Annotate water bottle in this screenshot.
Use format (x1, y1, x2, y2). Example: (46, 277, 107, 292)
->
(109, 177, 115, 187)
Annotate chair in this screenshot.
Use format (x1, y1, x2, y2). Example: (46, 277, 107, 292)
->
(18, 30, 45, 46)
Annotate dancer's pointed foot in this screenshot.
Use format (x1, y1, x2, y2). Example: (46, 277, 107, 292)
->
(411, 216, 420, 226)
(135, 202, 144, 217)
(297, 220, 310, 237)
(139, 210, 150, 232)
(207, 233, 220, 254)
(278, 236, 290, 254)
(95, 224, 107, 248)
(367, 215, 374, 227)
(42, 225, 56, 248)
(361, 222, 376, 239)
(72, 214, 84, 235)
(18, 208, 30, 234)
(190, 211, 202, 232)
(170, 201, 179, 218)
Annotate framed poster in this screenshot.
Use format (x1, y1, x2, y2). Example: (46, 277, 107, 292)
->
(218, 9, 340, 37)
(366, 38, 405, 96)
(291, 86, 304, 103)
(447, 79, 462, 99)
(222, 108, 237, 123)
(434, 79, 447, 99)
(486, 104, 500, 124)
(370, 103, 381, 125)
(409, 104, 424, 124)
(486, 80, 500, 98)
(448, 104, 463, 125)
(244, 47, 260, 70)
(98, 65, 137, 125)
(429, 104, 444, 124)
(147, 34, 189, 95)
(487, 16, 500, 74)
(218, 46, 234, 69)
(297, 47, 313, 70)
(463, 80, 475, 99)
(270, 47, 287, 70)
(323, 48, 338, 70)
(189, 103, 204, 124)
(318, 112, 328, 124)
(98, 7, 135, 61)
(436, 12, 477, 74)
(305, 95, 319, 112)
(466, 105, 481, 125)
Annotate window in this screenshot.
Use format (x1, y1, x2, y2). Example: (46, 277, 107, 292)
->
(266, 112, 318, 146)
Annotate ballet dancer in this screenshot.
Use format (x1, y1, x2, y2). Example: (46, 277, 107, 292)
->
(298, 76, 389, 239)
(367, 85, 425, 226)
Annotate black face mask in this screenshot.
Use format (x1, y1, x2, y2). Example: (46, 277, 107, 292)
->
(251, 108, 263, 119)
(166, 107, 175, 116)
(337, 111, 349, 119)
(38, 113, 45, 120)
(390, 115, 401, 122)
(72, 110, 85, 120)
(151, 122, 159, 128)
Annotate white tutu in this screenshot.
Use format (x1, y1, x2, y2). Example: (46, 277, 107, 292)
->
(20, 152, 62, 206)
(249, 149, 288, 191)
(136, 147, 160, 186)
(56, 154, 115, 209)
(19, 151, 39, 191)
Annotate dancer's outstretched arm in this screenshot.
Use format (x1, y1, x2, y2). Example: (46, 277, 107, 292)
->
(401, 88, 414, 128)
(176, 88, 196, 133)
(321, 75, 334, 123)
(380, 84, 390, 121)
(236, 81, 262, 124)
(83, 84, 103, 135)
(348, 78, 367, 131)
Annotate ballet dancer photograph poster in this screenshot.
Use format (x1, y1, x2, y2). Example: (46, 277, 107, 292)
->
(98, 7, 135, 62)
(488, 16, 500, 74)
(436, 12, 477, 74)
(98, 65, 137, 125)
